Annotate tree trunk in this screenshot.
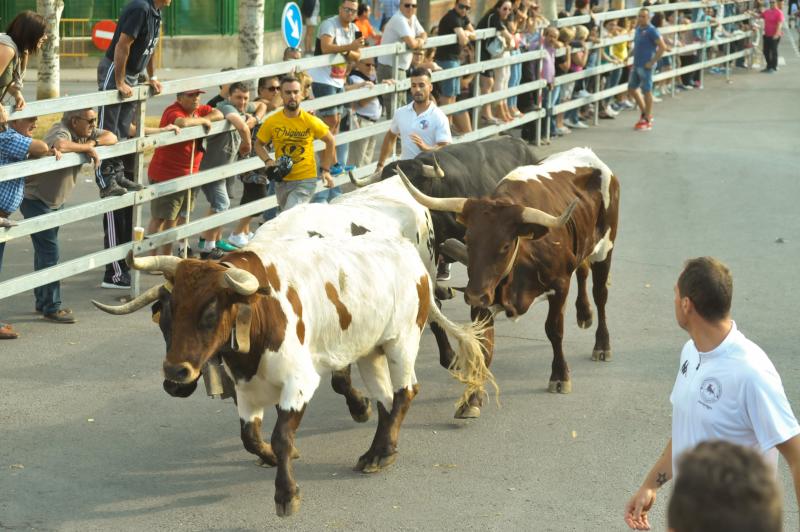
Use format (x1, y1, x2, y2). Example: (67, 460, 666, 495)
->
(238, 0, 265, 69)
(36, 0, 64, 100)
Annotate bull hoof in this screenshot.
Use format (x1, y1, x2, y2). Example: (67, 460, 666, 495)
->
(275, 492, 301, 517)
(256, 458, 275, 468)
(350, 398, 372, 423)
(547, 380, 572, 394)
(577, 317, 593, 329)
(354, 450, 397, 473)
(591, 349, 612, 362)
(454, 403, 481, 419)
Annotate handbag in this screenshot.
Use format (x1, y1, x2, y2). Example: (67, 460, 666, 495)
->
(487, 37, 505, 58)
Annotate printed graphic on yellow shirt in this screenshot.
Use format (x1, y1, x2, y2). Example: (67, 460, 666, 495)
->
(256, 109, 329, 181)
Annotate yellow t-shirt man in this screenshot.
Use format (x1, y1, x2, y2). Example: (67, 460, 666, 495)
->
(256, 108, 330, 181)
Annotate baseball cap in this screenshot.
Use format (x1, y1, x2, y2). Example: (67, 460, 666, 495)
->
(178, 89, 206, 96)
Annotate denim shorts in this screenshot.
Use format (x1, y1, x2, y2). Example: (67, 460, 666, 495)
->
(436, 59, 461, 97)
(311, 82, 345, 117)
(628, 65, 654, 93)
(201, 179, 230, 213)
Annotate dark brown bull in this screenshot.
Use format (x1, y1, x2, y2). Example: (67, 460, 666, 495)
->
(398, 147, 620, 412)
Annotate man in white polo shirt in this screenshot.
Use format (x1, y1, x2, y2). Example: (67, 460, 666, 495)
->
(375, 67, 451, 173)
(624, 257, 800, 531)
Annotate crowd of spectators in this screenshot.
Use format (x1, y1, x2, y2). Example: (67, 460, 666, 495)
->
(0, 0, 785, 336)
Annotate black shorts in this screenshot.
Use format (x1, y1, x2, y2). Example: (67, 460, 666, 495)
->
(241, 181, 268, 205)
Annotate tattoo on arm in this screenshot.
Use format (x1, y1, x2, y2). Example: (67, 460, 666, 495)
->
(656, 473, 668, 487)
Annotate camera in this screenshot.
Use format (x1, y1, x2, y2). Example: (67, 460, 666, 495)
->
(266, 155, 294, 182)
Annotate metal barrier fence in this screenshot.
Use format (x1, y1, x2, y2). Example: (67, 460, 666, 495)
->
(0, 0, 757, 302)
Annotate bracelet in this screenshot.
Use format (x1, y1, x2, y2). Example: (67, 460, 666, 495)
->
(150, 75, 158, 81)
(320, 167, 330, 173)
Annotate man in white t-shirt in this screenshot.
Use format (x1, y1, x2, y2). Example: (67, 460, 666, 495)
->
(624, 257, 800, 531)
(377, 0, 427, 115)
(375, 68, 451, 173)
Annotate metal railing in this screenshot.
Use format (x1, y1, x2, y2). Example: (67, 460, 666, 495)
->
(0, 0, 757, 301)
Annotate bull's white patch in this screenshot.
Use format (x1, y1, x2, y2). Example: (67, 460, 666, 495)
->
(502, 147, 614, 208)
(588, 228, 614, 263)
(532, 289, 555, 306)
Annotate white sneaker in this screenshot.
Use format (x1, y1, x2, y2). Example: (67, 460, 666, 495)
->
(564, 118, 579, 128)
(651, 95, 663, 103)
(575, 89, 590, 99)
(574, 120, 589, 129)
(227, 232, 250, 248)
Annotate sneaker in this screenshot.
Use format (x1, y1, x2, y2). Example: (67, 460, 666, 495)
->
(227, 232, 250, 248)
(651, 94, 663, 103)
(437, 262, 452, 281)
(116, 176, 144, 191)
(99, 181, 127, 198)
(555, 126, 572, 136)
(574, 89, 591, 99)
(563, 118, 579, 128)
(216, 240, 238, 252)
(200, 247, 226, 260)
(101, 277, 131, 289)
(43, 308, 76, 324)
(176, 245, 194, 258)
(330, 162, 356, 176)
(634, 118, 652, 131)
(573, 120, 589, 129)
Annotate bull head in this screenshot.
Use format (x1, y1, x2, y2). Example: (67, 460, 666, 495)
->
(93, 254, 263, 386)
(397, 167, 577, 309)
(349, 154, 445, 188)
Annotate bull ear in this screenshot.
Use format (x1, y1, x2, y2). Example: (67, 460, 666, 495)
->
(517, 223, 550, 241)
(257, 285, 271, 296)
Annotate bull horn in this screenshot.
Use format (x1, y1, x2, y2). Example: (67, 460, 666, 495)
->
(432, 153, 445, 178)
(92, 283, 162, 315)
(520, 199, 579, 228)
(348, 169, 381, 188)
(221, 268, 259, 296)
(128, 254, 182, 275)
(396, 167, 466, 214)
(440, 238, 468, 265)
(420, 155, 446, 179)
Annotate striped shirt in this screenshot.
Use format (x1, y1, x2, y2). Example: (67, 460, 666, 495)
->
(0, 127, 32, 214)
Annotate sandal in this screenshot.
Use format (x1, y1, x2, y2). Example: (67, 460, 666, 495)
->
(0, 323, 19, 339)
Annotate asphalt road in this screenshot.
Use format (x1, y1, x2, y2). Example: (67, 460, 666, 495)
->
(2, 46, 799, 530)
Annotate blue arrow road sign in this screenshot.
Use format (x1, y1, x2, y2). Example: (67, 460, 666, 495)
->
(282, 2, 303, 49)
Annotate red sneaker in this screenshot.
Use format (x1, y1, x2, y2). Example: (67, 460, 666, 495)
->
(635, 118, 652, 131)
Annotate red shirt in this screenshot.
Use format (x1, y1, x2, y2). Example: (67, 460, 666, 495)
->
(761, 8, 785, 37)
(148, 102, 214, 183)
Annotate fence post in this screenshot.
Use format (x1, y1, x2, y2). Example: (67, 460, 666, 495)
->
(471, 37, 483, 134)
(389, 43, 401, 118)
(130, 88, 148, 298)
(699, 7, 708, 89)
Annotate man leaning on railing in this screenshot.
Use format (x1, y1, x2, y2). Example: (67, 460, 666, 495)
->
(0, 115, 61, 339)
(20, 109, 118, 325)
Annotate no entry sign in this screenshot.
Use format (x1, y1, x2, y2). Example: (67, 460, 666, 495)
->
(92, 20, 117, 51)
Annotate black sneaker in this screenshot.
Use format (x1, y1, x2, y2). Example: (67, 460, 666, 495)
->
(116, 176, 144, 191)
(175, 246, 194, 258)
(101, 274, 131, 289)
(99, 181, 127, 198)
(200, 247, 225, 260)
(437, 262, 452, 281)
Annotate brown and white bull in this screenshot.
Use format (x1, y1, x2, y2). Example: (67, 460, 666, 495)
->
(93, 234, 492, 517)
(398, 147, 620, 412)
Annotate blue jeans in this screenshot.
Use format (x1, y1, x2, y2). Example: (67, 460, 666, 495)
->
(508, 50, 522, 108)
(20, 198, 62, 314)
(544, 85, 561, 134)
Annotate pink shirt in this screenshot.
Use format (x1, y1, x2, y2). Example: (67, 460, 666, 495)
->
(761, 8, 785, 37)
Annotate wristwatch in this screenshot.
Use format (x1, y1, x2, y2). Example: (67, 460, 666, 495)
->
(320, 166, 331, 173)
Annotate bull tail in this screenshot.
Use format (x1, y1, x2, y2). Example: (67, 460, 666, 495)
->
(426, 280, 499, 411)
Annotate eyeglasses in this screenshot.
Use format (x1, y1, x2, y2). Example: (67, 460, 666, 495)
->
(404, 3, 418, 8)
(457, 4, 471, 10)
(341, 6, 357, 13)
(76, 116, 97, 126)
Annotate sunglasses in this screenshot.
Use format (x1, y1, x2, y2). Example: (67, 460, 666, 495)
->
(457, 3, 471, 10)
(265, 86, 280, 91)
(76, 116, 97, 126)
(404, 3, 417, 8)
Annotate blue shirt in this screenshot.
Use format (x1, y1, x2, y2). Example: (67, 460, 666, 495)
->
(633, 24, 661, 67)
(381, 0, 401, 21)
(0, 127, 33, 214)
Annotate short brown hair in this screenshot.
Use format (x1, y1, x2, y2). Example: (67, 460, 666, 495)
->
(677, 257, 732, 321)
(668, 440, 782, 532)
